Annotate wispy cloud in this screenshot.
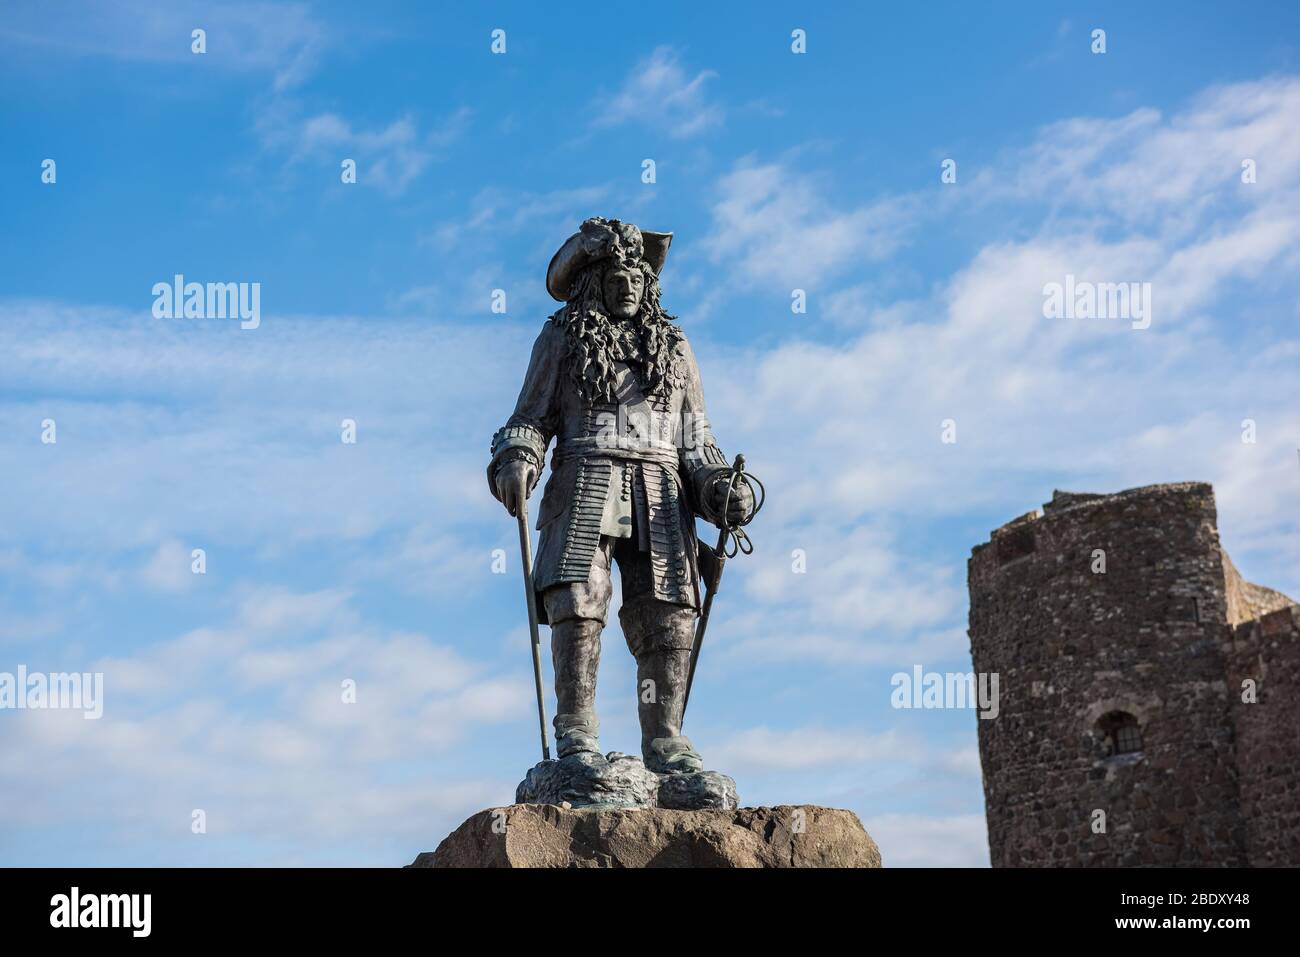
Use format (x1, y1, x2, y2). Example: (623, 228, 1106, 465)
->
(971, 76, 1300, 227)
(258, 103, 472, 196)
(4, 6, 1299, 870)
(141, 540, 198, 593)
(702, 159, 921, 290)
(683, 76, 1300, 679)
(862, 813, 989, 867)
(591, 46, 723, 138)
(0, 586, 525, 863)
(0, 0, 328, 91)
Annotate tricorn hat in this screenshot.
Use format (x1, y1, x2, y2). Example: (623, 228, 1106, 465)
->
(546, 217, 672, 302)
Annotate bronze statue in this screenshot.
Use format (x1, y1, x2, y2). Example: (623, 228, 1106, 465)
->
(488, 217, 759, 787)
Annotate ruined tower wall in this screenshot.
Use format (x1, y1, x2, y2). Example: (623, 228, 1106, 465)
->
(1225, 604, 1300, 866)
(968, 483, 1247, 866)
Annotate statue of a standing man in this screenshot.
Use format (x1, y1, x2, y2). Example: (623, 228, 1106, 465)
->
(488, 217, 753, 775)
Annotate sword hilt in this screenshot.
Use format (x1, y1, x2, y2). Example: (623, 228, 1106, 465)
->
(715, 453, 764, 558)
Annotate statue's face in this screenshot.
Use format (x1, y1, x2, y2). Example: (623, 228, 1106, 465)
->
(602, 265, 645, 320)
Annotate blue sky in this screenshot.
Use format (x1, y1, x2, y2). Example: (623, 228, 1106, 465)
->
(2, 0, 1298, 867)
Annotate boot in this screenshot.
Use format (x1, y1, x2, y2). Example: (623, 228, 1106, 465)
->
(635, 647, 704, 774)
(551, 618, 603, 758)
(552, 712, 600, 759)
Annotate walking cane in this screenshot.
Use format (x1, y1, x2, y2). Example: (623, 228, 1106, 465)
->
(515, 500, 551, 761)
(682, 454, 764, 722)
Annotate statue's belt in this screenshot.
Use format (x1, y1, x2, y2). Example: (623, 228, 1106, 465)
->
(551, 438, 681, 469)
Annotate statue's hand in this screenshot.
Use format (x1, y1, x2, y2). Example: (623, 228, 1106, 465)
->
(707, 474, 754, 527)
(496, 458, 537, 518)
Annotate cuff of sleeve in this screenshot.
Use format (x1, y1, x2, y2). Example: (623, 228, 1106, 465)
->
(491, 423, 547, 461)
(487, 426, 545, 499)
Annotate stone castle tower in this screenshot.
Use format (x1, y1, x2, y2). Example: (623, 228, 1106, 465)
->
(967, 482, 1300, 867)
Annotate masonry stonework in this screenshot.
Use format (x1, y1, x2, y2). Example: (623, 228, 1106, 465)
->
(968, 482, 1299, 867)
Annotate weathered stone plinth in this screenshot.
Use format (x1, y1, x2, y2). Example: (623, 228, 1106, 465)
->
(408, 804, 882, 868)
(514, 751, 738, 811)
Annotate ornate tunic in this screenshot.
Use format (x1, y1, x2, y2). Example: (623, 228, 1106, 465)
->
(488, 317, 729, 623)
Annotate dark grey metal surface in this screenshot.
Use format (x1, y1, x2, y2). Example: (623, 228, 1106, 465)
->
(490, 217, 760, 784)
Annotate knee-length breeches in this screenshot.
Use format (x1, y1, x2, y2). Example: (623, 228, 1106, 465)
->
(542, 534, 697, 655)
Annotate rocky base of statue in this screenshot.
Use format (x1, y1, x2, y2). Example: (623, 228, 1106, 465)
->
(514, 751, 738, 811)
(408, 804, 882, 868)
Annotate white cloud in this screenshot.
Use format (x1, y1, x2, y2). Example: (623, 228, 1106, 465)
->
(0, 0, 328, 90)
(0, 587, 526, 862)
(973, 77, 1300, 227)
(696, 76, 1300, 621)
(141, 540, 196, 592)
(709, 725, 987, 866)
(5, 70, 1300, 867)
(712, 725, 982, 778)
(863, 813, 990, 867)
(713, 726, 916, 772)
(258, 104, 471, 196)
(423, 184, 614, 254)
(0, 304, 510, 555)
(703, 160, 919, 289)
(0, 611, 63, 644)
(591, 46, 723, 138)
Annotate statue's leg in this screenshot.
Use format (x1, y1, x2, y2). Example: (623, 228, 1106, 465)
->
(548, 617, 602, 756)
(619, 598, 703, 774)
(541, 538, 614, 758)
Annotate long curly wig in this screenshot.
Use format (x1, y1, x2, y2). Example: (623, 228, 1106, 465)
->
(552, 258, 685, 403)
